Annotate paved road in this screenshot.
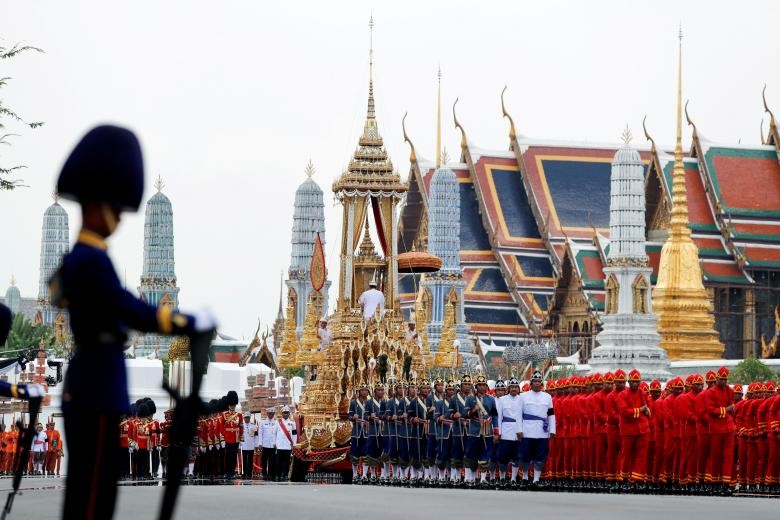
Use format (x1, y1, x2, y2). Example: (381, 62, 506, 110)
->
(0, 478, 777, 520)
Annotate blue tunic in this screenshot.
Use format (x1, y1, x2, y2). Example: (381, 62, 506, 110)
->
(54, 234, 192, 414)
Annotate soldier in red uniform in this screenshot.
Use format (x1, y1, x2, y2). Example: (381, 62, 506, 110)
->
(616, 369, 650, 490)
(221, 391, 243, 478)
(160, 409, 173, 479)
(590, 373, 608, 487)
(767, 382, 780, 492)
(733, 383, 751, 490)
(196, 403, 212, 477)
(678, 374, 702, 489)
(647, 380, 663, 487)
(704, 366, 735, 493)
(697, 370, 716, 487)
(134, 403, 152, 480)
(756, 381, 775, 492)
(605, 370, 625, 488)
(146, 400, 161, 478)
(663, 377, 683, 487)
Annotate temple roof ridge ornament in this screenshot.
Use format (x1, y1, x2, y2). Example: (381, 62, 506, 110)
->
(453, 98, 468, 155)
(763, 85, 779, 148)
(154, 174, 164, 193)
(501, 85, 518, 143)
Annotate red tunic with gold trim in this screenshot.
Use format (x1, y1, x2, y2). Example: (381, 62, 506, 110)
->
(221, 411, 243, 444)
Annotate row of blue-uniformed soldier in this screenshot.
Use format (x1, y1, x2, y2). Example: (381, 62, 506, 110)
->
(348, 373, 504, 487)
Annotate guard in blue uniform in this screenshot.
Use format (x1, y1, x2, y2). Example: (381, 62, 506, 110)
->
(383, 380, 400, 481)
(449, 374, 473, 485)
(404, 381, 425, 483)
(0, 304, 45, 400)
(490, 378, 507, 482)
(423, 378, 441, 484)
(51, 125, 215, 519)
(434, 380, 456, 485)
(348, 383, 371, 482)
(365, 384, 385, 482)
(465, 374, 499, 487)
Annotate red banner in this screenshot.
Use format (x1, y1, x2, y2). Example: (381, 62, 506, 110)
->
(310, 232, 326, 291)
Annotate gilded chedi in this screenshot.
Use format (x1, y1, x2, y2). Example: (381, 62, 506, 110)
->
(652, 36, 724, 360)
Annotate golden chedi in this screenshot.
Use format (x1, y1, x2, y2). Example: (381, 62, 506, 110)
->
(652, 35, 724, 360)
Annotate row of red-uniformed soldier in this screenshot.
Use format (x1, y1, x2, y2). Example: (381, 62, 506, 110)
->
(545, 366, 779, 494)
(194, 391, 244, 479)
(0, 418, 63, 476)
(119, 398, 170, 480)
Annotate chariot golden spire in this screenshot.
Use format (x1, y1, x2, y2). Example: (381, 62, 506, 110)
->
(652, 28, 724, 360)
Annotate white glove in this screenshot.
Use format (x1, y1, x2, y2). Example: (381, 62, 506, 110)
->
(191, 307, 217, 332)
(157, 446, 162, 451)
(21, 383, 46, 398)
(208, 445, 213, 451)
(199, 446, 206, 453)
(129, 447, 135, 454)
(221, 441, 226, 449)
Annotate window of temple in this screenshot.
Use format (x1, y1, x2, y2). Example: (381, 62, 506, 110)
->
(632, 275, 649, 314)
(605, 275, 619, 314)
(446, 288, 461, 324)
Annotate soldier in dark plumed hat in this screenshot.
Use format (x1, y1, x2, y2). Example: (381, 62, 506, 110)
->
(222, 390, 242, 478)
(51, 125, 216, 518)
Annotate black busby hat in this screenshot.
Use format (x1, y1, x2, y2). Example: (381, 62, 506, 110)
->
(147, 400, 157, 415)
(0, 304, 11, 346)
(137, 403, 150, 418)
(226, 390, 239, 406)
(130, 402, 138, 417)
(57, 125, 145, 211)
(208, 399, 218, 414)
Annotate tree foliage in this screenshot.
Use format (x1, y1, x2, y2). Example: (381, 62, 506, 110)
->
(2, 313, 53, 354)
(729, 357, 778, 384)
(1, 42, 44, 191)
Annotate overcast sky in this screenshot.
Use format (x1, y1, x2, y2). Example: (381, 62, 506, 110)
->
(1, 0, 778, 339)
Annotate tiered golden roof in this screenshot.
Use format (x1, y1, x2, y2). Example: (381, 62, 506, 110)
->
(332, 59, 406, 194)
(652, 32, 724, 360)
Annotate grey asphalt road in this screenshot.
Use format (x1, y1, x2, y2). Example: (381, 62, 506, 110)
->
(0, 478, 776, 520)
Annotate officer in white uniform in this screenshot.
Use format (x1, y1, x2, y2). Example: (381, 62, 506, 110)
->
(260, 407, 277, 480)
(239, 413, 259, 479)
(358, 280, 385, 321)
(496, 377, 523, 486)
(272, 405, 297, 481)
(517, 370, 556, 486)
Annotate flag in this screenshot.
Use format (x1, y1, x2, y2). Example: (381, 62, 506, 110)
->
(310, 232, 326, 292)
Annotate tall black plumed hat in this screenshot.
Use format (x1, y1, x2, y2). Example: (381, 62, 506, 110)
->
(57, 125, 144, 211)
(226, 390, 239, 406)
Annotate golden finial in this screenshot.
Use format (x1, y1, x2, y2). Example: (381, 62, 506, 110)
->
(366, 15, 376, 120)
(621, 124, 633, 145)
(305, 159, 315, 178)
(436, 65, 442, 169)
(453, 98, 467, 152)
(440, 146, 450, 166)
(154, 175, 164, 193)
(10, 275, 16, 286)
(669, 22, 690, 237)
(501, 85, 517, 142)
(401, 112, 417, 164)
(369, 15, 374, 84)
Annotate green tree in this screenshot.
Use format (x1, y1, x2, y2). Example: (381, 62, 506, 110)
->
(1, 42, 44, 191)
(2, 313, 54, 354)
(729, 357, 778, 384)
